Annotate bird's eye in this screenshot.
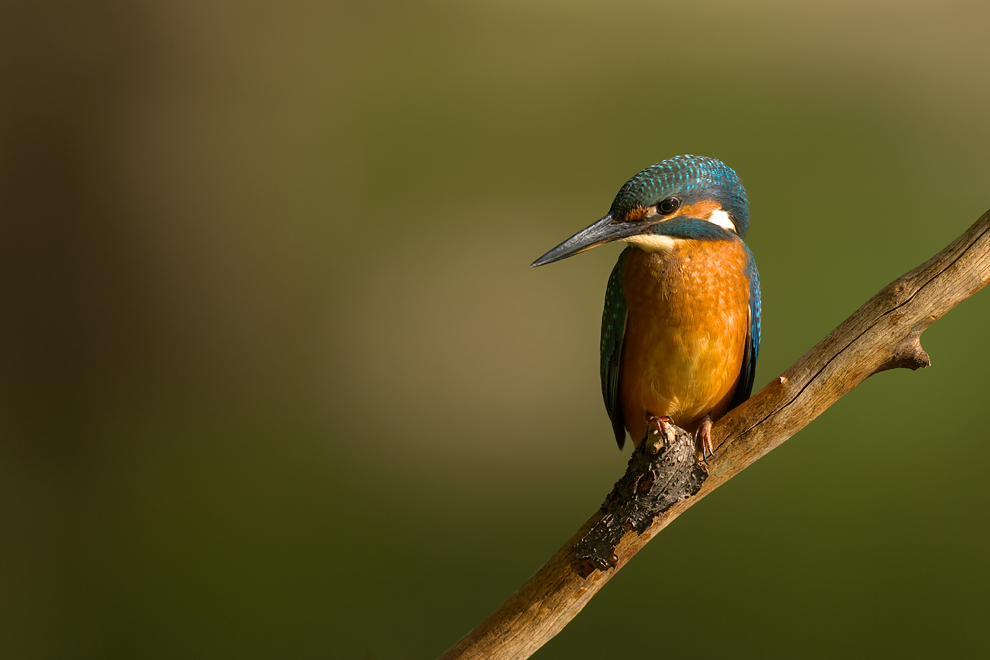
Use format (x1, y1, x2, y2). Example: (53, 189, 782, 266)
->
(657, 197, 681, 214)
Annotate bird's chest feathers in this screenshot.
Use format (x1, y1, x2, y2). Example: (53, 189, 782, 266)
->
(618, 239, 751, 423)
(621, 240, 750, 328)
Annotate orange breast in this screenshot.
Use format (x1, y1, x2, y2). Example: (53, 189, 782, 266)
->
(619, 238, 752, 445)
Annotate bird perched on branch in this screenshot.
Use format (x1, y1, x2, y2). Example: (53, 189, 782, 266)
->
(532, 155, 761, 457)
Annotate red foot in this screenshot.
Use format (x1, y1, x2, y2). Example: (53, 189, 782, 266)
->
(646, 414, 674, 446)
(695, 414, 714, 463)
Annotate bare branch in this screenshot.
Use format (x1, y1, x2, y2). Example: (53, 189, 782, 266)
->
(439, 209, 990, 660)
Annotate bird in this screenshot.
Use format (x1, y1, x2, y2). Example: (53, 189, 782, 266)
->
(531, 155, 760, 457)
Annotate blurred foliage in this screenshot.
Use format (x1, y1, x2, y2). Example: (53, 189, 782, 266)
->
(2, 1, 989, 658)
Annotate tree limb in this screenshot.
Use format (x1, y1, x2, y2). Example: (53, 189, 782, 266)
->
(438, 209, 990, 660)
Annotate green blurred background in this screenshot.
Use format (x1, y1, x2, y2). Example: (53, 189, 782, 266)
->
(2, 1, 989, 658)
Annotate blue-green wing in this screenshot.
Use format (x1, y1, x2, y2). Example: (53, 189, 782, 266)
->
(728, 248, 761, 410)
(600, 248, 630, 449)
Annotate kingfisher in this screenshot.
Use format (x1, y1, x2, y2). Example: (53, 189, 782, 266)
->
(532, 155, 760, 457)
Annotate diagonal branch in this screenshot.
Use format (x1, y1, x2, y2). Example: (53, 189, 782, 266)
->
(438, 209, 990, 660)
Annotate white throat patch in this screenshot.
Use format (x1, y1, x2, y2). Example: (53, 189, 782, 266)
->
(619, 234, 681, 253)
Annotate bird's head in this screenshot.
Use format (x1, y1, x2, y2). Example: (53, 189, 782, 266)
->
(531, 155, 749, 267)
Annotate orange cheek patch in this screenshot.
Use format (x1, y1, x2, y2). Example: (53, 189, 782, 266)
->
(671, 199, 721, 220)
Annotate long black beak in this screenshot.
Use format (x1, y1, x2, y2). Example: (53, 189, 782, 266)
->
(531, 213, 642, 267)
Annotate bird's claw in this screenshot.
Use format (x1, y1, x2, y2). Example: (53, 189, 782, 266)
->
(646, 414, 675, 448)
(695, 414, 714, 463)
